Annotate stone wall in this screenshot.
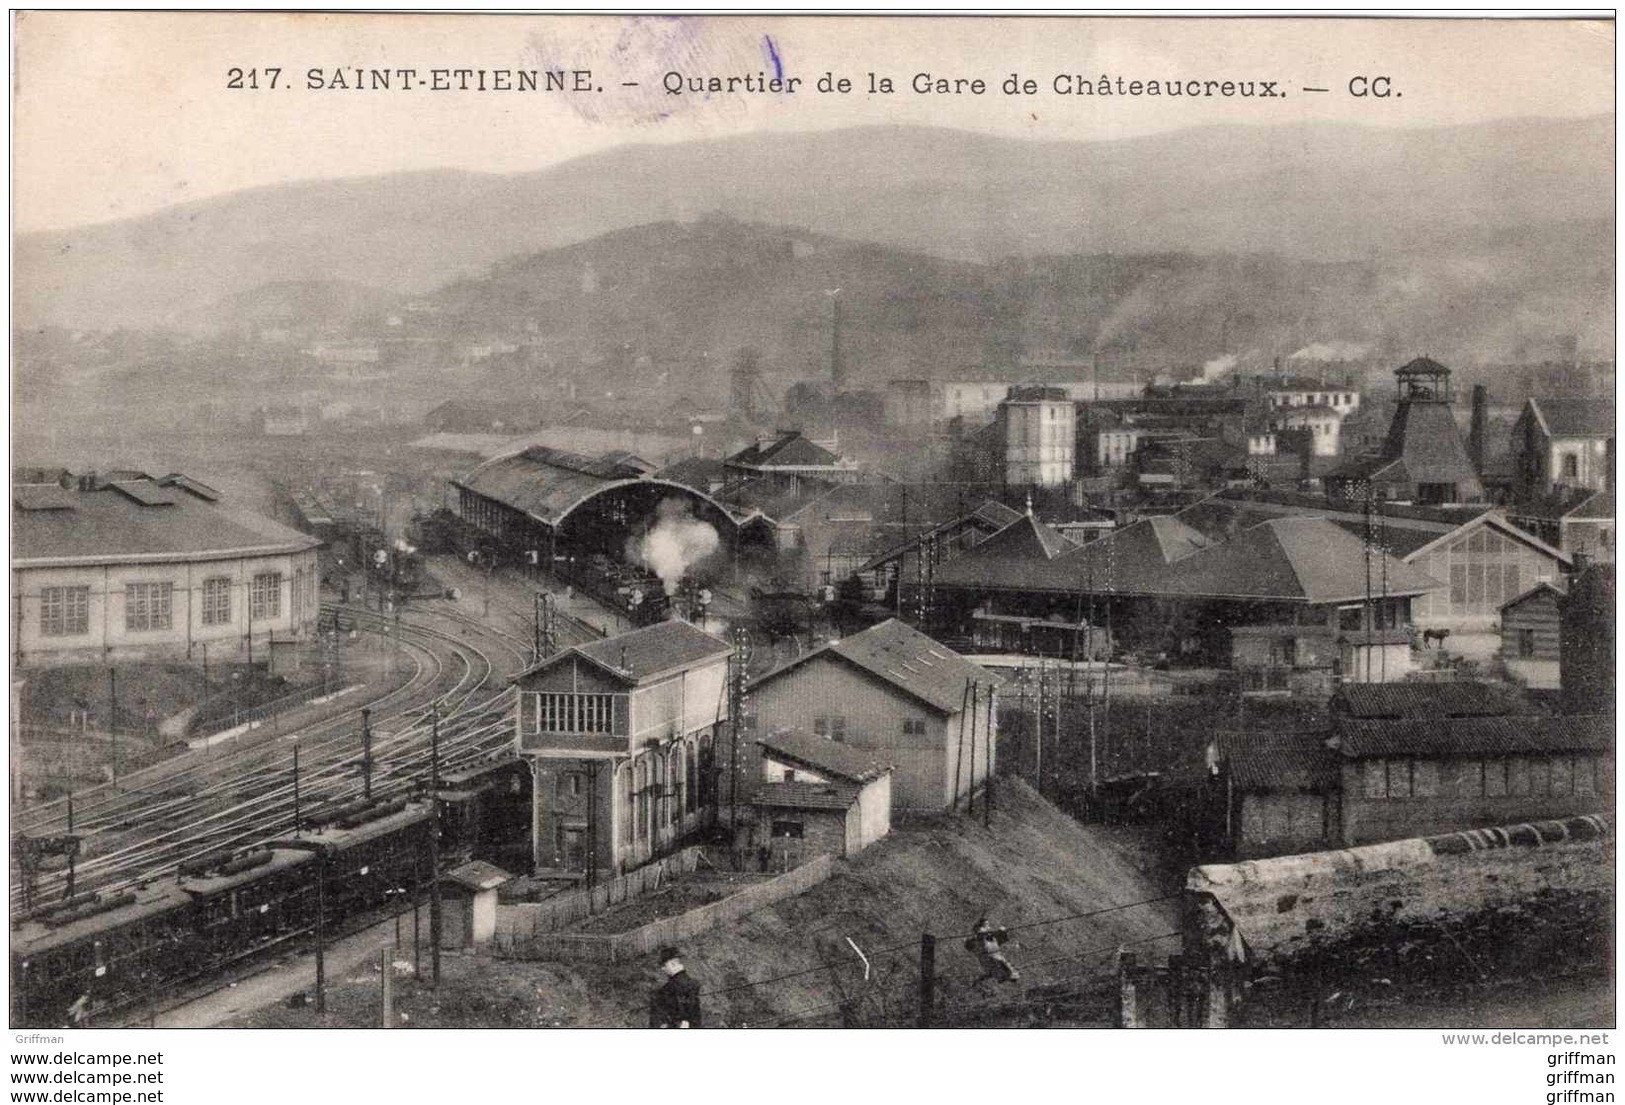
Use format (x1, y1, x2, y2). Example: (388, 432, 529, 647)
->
(1186, 813, 1612, 969)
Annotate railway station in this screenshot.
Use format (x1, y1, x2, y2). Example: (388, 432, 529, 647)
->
(449, 444, 775, 624)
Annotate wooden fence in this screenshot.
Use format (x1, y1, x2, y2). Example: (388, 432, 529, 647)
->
(499, 855, 835, 963)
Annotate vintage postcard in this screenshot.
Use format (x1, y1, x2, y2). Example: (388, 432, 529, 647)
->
(7, 10, 1615, 1067)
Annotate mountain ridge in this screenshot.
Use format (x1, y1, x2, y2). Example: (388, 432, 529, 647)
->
(15, 117, 1612, 332)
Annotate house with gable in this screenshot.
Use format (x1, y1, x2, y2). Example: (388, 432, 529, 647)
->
(748, 620, 1003, 814)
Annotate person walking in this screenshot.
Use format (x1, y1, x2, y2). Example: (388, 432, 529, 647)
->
(965, 917, 1021, 983)
(649, 946, 702, 1028)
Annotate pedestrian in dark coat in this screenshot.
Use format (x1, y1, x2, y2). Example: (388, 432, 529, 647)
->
(649, 946, 702, 1028)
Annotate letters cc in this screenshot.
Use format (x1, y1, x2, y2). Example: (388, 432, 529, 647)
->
(1348, 76, 1395, 98)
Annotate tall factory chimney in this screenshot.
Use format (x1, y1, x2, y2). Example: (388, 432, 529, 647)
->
(730, 349, 761, 423)
(827, 290, 845, 393)
(1468, 383, 1488, 474)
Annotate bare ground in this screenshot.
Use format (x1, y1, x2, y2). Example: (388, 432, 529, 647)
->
(223, 779, 1182, 1028)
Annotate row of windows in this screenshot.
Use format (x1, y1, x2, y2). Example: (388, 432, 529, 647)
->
(37, 573, 284, 637)
(1270, 392, 1355, 408)
(1361, 755, 1607, 801)
(522, 692, 617, 734)
(814, 715, 930, 741)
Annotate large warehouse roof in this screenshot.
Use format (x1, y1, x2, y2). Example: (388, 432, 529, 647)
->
(13, 474, 320, 567)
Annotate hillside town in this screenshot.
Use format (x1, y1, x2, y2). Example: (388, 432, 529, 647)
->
(6, 9, 1616, 1039)
(11, 296, 1615, 1028)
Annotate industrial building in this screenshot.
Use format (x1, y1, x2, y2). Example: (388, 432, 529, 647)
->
(1324, 357, 1485, 505)
(11, 471, 322, 667)
(1214, 684, 1612, 857)
(511, 619, 733, 876)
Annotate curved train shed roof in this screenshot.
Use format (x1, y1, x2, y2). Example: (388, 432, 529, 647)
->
(455, 445, 757, 530)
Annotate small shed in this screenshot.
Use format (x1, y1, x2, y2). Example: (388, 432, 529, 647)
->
(1500, 581, 1564, 689)
(439, 860, 513, 950)
(742, 731, 893, 865)
(1214, 731, 1340, 859)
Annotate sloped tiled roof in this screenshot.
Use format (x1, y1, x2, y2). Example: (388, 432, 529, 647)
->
(1335, 715, 1612, 759)
(1219, 731, 1340, 791)
(14, 478, 321, 565)
(854, 500, 1024, 574)
(752, 619, 1001, 715)
(752, 781, 862, 811)
(726, 432, 849, 469)
(1175, 490, 1484, 560)
(1528, 397, 1616, 439)
(1148, 516, 1441, 603)
(1333, 681, 1541, 719)
(934, 514, 1208, 595)
(1500, 580, 1567, 614)
(757, 730, 892, 783)
(514, 619, 731, 685)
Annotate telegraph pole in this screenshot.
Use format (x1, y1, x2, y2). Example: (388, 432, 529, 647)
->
(361, 708, 373, 802)
(314, 850, 326, 1014)
(292, 743, 302, 837)
(429, 704, 442, 988)
(727, 629, 749, 833)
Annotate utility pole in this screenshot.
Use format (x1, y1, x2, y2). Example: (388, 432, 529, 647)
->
(314, 850, 326, 1014)
(429, 704, 443, 988)
(1035, 660, 1044, 791)
(412, 851, 422, 980)
(982, 684, 992, 829)
(293, 743, 302, 837)
(361, 708, 373, 802)
(380, 947, 393, 1028)
(727, 628, 751, 834)
(917, 933, 937, 1027)
(586, 760, 599, 894)
(64, 794, 75, 901)
(967, 682, 977, 819)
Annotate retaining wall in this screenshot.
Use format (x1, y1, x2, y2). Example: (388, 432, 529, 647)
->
(499, 855, 836, 963)
(1186, 813, 1613, 969)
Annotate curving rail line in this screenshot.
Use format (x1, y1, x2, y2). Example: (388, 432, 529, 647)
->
(12, 599, 541, 910)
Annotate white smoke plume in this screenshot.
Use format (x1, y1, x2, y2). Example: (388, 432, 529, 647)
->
(629, 498, 720, 596)
(1289, 341, 1370, 362)
(1196, 353, 1238, 384)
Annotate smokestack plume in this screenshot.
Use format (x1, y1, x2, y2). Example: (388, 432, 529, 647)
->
(628, 498, 721, 596)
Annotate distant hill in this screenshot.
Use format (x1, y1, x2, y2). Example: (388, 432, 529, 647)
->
(15, 117, 1613, 337)
(404, 214, 1613, 390)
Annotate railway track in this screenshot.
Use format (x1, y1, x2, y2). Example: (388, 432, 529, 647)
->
(11, 599, 536, 911)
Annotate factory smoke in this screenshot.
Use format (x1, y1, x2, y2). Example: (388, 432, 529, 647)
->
(629, 498, 721, 596)
(1196, 353, 1238, 384)
(1289, 341, 1370, 362)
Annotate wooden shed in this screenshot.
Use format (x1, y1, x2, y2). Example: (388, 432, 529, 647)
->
(738, 731, 893, 866)
(1500, 581, 1564, 689)
(439, 860, 513, 950)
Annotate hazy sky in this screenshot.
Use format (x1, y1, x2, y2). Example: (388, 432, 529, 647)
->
(13, 12, 1614, 232)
